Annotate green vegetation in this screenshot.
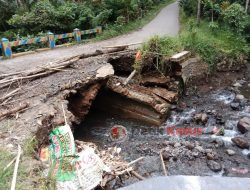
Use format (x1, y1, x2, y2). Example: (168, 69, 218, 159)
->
(94, 0, 174, 41)
(0, 137, 55, 190)
(140, 0, 249, 72)
(0, 0, 173, 53)
(180, 0, 249, 70)
(0, 0, 172, 40)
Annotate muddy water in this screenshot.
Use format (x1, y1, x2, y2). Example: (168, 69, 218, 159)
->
(74, 65, 250, 188)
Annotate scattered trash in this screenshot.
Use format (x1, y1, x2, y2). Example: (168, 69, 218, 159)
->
(46, 124, 111, 190)
(39, 147, 49, 162)
(41, 105, 143, 190)
(213, 126, 225, 136)
(74, 147, 110, 190)
(231, 168, 249, 174)
(49, 124, 76, 159)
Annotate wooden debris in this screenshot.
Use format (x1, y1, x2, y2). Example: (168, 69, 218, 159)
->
(76, 141, 145, 188)
(131, 171, 145, 180)
(80, 47, 127, 59)
(150, 87, 178, 103)
(160, 151, 167, 176)
(103, 42, 142, 49)
(68, 83, 102, 120)
(107, 77, 170, 115)
(4, 156, 17, 171)
(127, 156, 144, 166)
(170, 51, 191, 63)
(123, 70, 136, 85)
(0, 88, 21, 102)
(0, 102, 29, 119)
(140, 75, 170, 87)
(0, 47, 127, 90)
(11, 144, 22, 190)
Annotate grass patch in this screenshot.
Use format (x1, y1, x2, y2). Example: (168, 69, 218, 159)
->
(179, 17, 249, 70)
(93, 0, 175, 41)
(0, 149, 15, 189)
(140, 11, 249, 72)
(0, 136, 56, 190)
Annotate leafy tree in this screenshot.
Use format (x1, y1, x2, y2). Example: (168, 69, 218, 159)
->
(223, 3, 247, 33)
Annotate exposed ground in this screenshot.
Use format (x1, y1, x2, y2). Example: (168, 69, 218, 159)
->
(0, 2, 249, 189)
(77, 63, 250, 189)
(0, 1, 179, 74)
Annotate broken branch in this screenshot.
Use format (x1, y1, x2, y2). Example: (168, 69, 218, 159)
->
(160, 151, 167, 176)
(0, 102, 29, 119)
(11, 144, 22, 190)
(123, 70, 136, 86)
(131, 171, 145, 180)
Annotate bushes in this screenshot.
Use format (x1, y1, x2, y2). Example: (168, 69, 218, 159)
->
(9, 0, 58, 33)
(179, 0, 197, 16)
(179, 0, 249, 71)
(223, 3, 247, 33)
(140, 16, 249, 72)
(4, 0, 165, 37)
(141, 36, 182, 56)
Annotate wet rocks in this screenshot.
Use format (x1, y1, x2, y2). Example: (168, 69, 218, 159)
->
(216, 115, 225, 125)
(195, 146, 205, 153)
(235, 94, 245, 101)
(136, 156, 162, 175)
(207, 160, 222, 172)
(233, 82, 242, 87)
(206, 151, 218, 160)
(203, 126, 216, 134)
(193, 113, 208, 124)
(237, 117, 250, 134)
(231, 137, 250, 149)
(226, 149, 236, 156)
(162, 150, 171, 161)
(174, 143, 181, 148)
(184, 142, 195, 150)
(230, 102, 240, 110)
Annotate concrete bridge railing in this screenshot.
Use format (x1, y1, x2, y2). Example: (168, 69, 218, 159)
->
(0, 26, 102, 60)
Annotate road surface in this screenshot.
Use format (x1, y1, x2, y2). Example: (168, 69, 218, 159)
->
(0, 1, 179, 73)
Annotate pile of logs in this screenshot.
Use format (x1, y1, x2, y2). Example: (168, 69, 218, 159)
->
(97, 50, 191, 125)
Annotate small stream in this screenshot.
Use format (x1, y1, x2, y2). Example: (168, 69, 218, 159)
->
(74, 64, 250, 187)
(75, 89, 250, 148)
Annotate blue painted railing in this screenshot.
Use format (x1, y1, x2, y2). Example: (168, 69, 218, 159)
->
(0, 26, 102, 59)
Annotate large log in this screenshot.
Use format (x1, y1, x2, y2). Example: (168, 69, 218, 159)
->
(107, 77, 170, 115)
(140, 75, 171, 87)
(150, 87, 178, 103)
(68, 83, 103, 120)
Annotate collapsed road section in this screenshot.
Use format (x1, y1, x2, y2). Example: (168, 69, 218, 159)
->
(0, 46, 201, 189)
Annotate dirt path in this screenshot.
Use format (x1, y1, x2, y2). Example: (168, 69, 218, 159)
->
(0, 1, 179, 73)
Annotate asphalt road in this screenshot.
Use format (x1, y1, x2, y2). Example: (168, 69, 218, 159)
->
(0, 1, 179, 73)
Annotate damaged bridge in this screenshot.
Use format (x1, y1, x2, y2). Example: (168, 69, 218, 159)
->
(0, 47, 194, 148)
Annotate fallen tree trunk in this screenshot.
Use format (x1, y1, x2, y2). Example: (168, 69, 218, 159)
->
(150, 87, 178, 103)
(107, 77, 170, 115)
(0, 102, 29, 119)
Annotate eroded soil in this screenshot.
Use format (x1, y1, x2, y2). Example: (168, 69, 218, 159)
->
(74, 63, 250, 189)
